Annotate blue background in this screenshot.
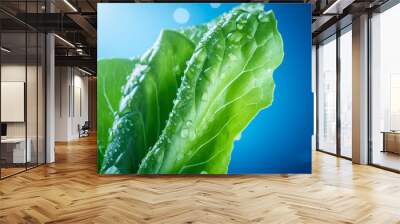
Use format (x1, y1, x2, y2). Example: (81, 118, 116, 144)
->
(98, 3, 313, 174)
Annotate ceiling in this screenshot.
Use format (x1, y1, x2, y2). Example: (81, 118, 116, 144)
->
(0, 0, 98, 73)
(311, 0, 391, 43)
(0, 0, 393, 74)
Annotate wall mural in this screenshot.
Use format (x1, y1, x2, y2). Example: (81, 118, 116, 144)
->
(97, 3, 312, 174)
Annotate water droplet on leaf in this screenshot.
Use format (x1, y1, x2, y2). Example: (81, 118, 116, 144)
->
(257, 13, 270, 23)
(228, 53, 238, 61)
(201, 92, 208, 101)
(227, 32, 243, 43)
(181, 128, 189, 138)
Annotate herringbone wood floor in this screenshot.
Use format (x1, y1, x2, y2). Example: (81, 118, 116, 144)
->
(1, 135, 400, 224)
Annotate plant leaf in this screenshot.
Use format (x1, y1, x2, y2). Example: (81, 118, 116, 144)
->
(97, 58, 138, 171)
(179, 3, 264, 45)
(138, 7, 284, 174)
(180, 24, 208, 46)
(100, 30, 195, 174)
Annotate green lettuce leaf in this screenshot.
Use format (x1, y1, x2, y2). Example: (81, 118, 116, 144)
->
(180, 24, 208, 45)
(100, 30, 195, 174)
(97, 58, 138, 171)
(180, 3, 264, 45)
(138, 7, 284, 174)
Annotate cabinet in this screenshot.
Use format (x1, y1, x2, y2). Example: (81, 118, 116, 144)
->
(382, 132, 400, 154)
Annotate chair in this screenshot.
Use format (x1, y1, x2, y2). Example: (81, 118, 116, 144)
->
(79, 121, 90, 138)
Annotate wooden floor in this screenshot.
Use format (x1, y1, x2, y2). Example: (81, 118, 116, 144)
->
(1, 163, 43, 178)
(1, 167, 26, 178)
(1, 135, 400, 224)
(372, 150, 400, 171)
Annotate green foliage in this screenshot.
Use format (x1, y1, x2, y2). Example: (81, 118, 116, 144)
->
(179, 24, 208, 45)
(100, 30, 195, 174)
(98, 3, 284, 174)
(97, 58, 138, 171)
(138, 7, 284, 174)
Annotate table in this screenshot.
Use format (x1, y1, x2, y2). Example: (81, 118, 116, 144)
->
(1, 138, 31, 164)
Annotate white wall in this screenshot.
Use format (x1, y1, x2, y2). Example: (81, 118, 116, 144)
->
(1, 65, 39, 138)
(55, 67, 69, 141)
(1, 65, 27, 141)
(1, 82, 25, 122)
(55, 67, 89, 141)
(73, 70, 89, 135)
(1, 63, 46, 164)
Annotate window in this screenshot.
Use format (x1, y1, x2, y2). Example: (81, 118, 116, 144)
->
(371, 3, 400, 171)
(317, 36, 337, 154)
(339, 28, 352, 158)
(0, 1, 47, 179)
